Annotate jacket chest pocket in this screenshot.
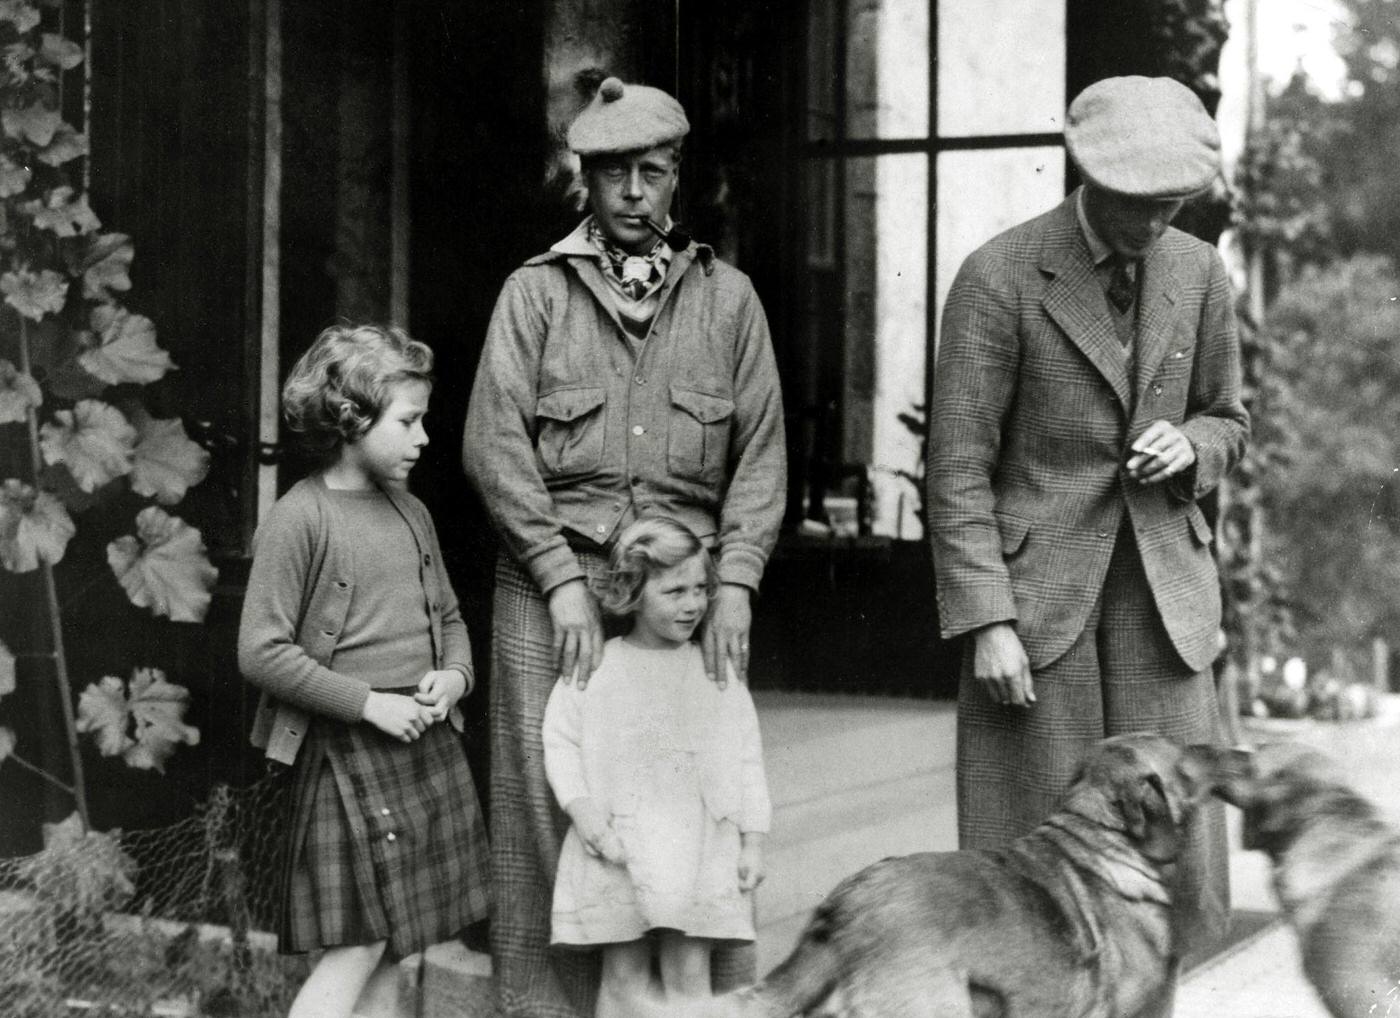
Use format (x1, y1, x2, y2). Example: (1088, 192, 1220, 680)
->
(536, 386, 607, 478)
(668, 385, 734, 482)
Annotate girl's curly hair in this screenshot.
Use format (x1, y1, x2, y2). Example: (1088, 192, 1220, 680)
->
(596, 516, 717, 617)
(281, 324, 433, 463)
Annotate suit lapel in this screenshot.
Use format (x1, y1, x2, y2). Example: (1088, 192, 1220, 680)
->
(1039, 203, 1132, 411)
(1131, 242, 1183, 413)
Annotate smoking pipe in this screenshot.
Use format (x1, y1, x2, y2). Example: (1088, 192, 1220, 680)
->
(645, 217, 691, 251)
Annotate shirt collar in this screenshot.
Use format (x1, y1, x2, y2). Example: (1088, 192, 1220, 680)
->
(552, 214, 673, 262)
(1075, 187, 1116, 266)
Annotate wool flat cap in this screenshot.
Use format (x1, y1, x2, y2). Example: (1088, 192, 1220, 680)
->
(1065, 76, 1221, 200)
(567, 77, 690, 157)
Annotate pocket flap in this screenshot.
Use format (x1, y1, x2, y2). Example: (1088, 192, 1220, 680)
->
(537, 386, 606, 423)
(670, 385, 735, 424)
(995, 511, 1032, 556)
(1187, 506, 1213, 546)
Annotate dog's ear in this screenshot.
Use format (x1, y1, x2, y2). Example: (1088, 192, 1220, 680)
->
(1120, 772, 1184, 861)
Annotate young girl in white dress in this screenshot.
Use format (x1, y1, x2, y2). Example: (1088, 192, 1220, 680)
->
(542, 517, 771, 1018)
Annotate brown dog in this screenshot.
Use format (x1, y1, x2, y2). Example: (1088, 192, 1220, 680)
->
(718, 734, 1217, 1018)
(1205, 743, 1400, 1018)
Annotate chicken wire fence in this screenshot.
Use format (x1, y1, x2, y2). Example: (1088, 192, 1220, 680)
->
(0, 773, 309, 1018)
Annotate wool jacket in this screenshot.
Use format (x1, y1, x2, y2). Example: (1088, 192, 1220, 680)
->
(237, 475, 471, 766)
(462, 221, 786, 595)
(927, 190, 1250, 673)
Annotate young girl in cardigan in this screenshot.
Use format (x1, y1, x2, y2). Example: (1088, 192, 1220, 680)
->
(542, 517, 771, 1018)
(237, 325, 488, 1018)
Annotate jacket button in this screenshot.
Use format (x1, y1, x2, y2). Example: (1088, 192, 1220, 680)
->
(386, 832, 397, 843)
(1097, 530, 1109, 539)
(422, 554, 431, 566)
(1152, 383, 1163, 396)
(634, 376, 645, 385)
(631, 424, 645, 436)
(595, 524, 607, 535)
(381, 807, 391, 817)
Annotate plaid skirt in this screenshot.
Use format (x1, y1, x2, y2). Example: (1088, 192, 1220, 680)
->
(489, 551, 756, 1018)
(957, 525, 1230, 955)
(280, 693, 490, 959)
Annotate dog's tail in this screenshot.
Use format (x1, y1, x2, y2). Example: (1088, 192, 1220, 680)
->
(729, 900, 847, 1017)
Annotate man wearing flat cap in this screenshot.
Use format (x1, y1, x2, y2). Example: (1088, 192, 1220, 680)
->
(464, 77, 785, 1018)
(927, 75, 1248, 1008)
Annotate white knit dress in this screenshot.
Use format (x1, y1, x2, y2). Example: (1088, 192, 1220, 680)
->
(542, 638, 771, 946)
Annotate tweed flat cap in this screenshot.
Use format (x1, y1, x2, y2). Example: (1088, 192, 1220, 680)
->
(567, 77, 690, 157)
(1065, 76, 1220, 199)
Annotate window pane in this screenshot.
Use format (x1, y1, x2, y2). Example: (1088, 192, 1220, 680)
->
(937, 0, 1065, 137)
(807, 0, 838, 141)
(846, 0, 930, 139)
(934, 147, 1066, 355)
(843, 154, 928, 539)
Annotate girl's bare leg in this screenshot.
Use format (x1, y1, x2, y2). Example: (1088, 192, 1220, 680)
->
(288, 941, 388, 1018)
(597, 939, 655, 1018)
(657, 931, 713, 1004)
(351, 954, 411, 1018)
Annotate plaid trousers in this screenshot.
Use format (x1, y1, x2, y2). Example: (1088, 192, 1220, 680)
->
(489, 552, 756, 1018)
(956, 525, 1230, 956)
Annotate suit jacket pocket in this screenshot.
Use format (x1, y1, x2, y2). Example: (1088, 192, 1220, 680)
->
(668, 385, 735, 483)
(536, 386, 606, 478)
(995, 510, 1032, 557)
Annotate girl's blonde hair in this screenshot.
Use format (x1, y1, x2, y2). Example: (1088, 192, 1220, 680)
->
(597, 516, 717, 617)
(281, 324, 433, 462)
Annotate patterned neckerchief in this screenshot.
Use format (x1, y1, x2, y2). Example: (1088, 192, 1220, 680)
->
(589, 221, 671, 295)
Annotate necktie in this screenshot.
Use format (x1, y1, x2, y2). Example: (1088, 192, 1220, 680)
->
(1107, 256, 1137, 315)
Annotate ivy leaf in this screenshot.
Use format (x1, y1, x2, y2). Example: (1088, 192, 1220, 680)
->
(81, 233, 134, 300)
(0, 638, 13, 697)
(37, 33, 82, 71)
(26, 184, 100, 236)
(37, 124, 87, 167)
(131, 414, 210, 505)
(107, 506, 218, 622)
(2, 101, 59, 147)
(0, 357, 41, 422)
(124, 667, 200, 772)
(0, 1, 41, 34)
(1, 266, 68, 320)
(0, 152, 31, 197)
(39, 398, 136, 492)
(79, 304, 174, 384)
(0, 477, 75, 571)
(75, 675, 132, 757)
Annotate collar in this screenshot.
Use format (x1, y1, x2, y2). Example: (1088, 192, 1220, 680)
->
(1075, 187, 1116, 267)
(551, 214, 673, 260)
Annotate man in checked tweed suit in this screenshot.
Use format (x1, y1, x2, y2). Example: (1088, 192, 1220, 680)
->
(927, 76, 1248, 1012)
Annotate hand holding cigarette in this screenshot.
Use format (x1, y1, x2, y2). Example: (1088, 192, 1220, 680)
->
(1126, 420, 1196, 484)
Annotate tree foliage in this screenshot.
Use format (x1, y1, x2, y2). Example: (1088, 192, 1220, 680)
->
(1253, 257, 1400, 657)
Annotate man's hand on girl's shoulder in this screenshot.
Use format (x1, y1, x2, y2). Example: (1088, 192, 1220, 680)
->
(702, 583, 752, 687)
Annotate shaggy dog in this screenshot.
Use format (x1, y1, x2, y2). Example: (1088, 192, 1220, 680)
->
(716, 733, 1218, 1018)
(1204, 743, 1400, 1018)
